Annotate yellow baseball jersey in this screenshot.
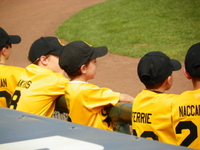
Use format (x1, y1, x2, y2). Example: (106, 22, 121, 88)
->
(65, 81, 120, 131)
(132, 90, 177, 145)
(0, 64, 24, 107)
(9, 64, 68, 117)
(172, 89, 200, 149)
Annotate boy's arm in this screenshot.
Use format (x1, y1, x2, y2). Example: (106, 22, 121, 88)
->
(119, 94, 134, 103)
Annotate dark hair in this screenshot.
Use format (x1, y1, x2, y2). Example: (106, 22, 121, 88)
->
(190, 73, 200, 81)
(0, 43, 12, 50)
(190, 65, 200, 79)
(67, 59, 91, 80)
(144, 80, 165, 89)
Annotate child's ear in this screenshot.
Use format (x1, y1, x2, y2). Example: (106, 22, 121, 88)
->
(164, 75, 173, 91)
(39, 55, 48, 66)
(166, 75, 172, 85)
(1, 47, 6, 56)
(80, 64, 87, 74)
(183, 67, 192, 79)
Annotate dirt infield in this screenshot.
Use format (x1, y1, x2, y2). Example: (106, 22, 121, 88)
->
(0, 0, 193, 97)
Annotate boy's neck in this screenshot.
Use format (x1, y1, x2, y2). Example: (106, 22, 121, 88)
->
(71, 75, 88, 82)
(192, 79, 200, 90)
(147, 87, 166, 93)
(0, 55, 6, 64)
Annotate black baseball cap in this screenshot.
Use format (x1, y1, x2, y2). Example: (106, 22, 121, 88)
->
(28, 37, 65, 63)
(59, 41, 108, 74)
(0, 27, 21, 48)
(185, 42, 200, 77)
(137, 51, 182, 85)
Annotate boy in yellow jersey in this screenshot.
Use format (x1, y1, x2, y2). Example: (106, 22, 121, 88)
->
(9, 37, 68, 117)
(172, 43, 200, 149)
(59, 41, 134, 131)
(132, 51, 181, 145)
(0, 27, 24, 108)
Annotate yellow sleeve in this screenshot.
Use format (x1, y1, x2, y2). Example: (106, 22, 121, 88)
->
(82, 85, 120, 113)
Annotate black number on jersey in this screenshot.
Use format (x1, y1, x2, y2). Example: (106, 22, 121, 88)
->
(133, 129, 158, 140)
(0, 91, 11, 107)
(175, 121, 197, 147)
(9, 90, 21, 109)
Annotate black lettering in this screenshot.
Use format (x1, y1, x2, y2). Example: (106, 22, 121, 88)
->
(17, 79, 32, 89)
(141, 113, 145, 123)
(197, 105, 200, 116)
(132, 112, 152, 124)
(183, 106, 187, 116)
(136, 112, 140, 122)
(147, 113, 152, 124)
(17, 79, 23, 87)
(179, 105, 200, 117)
(191, 105, 194, 116)
(0, 78, 7, 87)
(179, 106, 183, 117)
(187, 105, 190, 116)
(26, 81, 32, 89)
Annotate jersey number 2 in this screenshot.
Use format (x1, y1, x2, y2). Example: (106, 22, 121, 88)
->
(175, 121, 197, 147)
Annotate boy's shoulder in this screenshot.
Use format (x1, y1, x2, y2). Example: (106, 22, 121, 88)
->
(26, 64, 56, 74)
(68, 81, 99, 89)
(0, 65, 24, 73)
(134, 90, 178, 103)
(173, 89, 200, 103)
(67, 81, 116, 94)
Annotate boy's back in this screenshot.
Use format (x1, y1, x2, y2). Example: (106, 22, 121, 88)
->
(0, 27, 23, 107)
(171, 42, 200, 149)
(132, 51, 181, 145)
(65, 81, 120, 131)
(132, 90, 178, 144)
(172, 89, 200, 148)
(0, 65, 24, 107)
(10, 64, 67, 117)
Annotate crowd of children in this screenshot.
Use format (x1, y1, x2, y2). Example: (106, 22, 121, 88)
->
(0, 27, 200, 149)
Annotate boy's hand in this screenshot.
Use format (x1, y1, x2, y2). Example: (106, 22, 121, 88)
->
(119, 94, 134, 103)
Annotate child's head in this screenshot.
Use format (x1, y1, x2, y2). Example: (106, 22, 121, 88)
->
(185, 42, 200, 80)
(59, 41, 108, 80)
(0, 27, 21, 60)
(137, 51, 181, 89)
(28, 37, 65, 73)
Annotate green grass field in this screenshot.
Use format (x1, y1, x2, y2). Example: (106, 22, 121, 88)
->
(56, 0, 200, 61)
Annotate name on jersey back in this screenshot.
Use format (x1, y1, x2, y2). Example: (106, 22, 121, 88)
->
(17, 79, 32, 89)
(0, 78, 7, 87)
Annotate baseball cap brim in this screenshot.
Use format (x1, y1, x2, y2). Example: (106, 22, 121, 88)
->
(8, 35, 21, 44)
(171, 59, 181, 71)
(90, 46, 108, 59)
